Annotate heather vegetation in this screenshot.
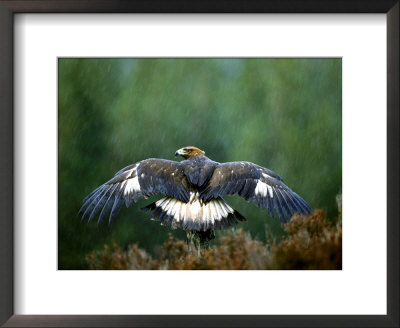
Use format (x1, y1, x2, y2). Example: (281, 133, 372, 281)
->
(86, 206, 342, 270)
(58, 59, 341, 269)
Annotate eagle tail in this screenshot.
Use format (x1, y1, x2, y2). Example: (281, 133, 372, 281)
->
(140, 202, 157, 212)
(141, 196, 247, 232)
(233, 209, 247, 222)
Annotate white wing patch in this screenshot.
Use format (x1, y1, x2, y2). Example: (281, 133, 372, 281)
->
(262, 172, 272, 179)
(117, 164, 142, 198)
(123, 175, 141, 197)
(254, 180, 273, 198)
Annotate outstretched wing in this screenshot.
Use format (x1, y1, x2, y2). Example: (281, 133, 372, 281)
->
(200, 161, 311, 221)
(78, 159, 190, 224)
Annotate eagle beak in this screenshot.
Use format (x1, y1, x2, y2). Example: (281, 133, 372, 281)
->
(175, 151, 179, 156)
(175, 149, 183, 156)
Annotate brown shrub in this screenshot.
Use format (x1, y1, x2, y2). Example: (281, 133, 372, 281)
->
(271, 210, 342, 270)
(86, 241, 156, 270)
(200, 230, 270, 270)
(86, 209, 341, 270)
(86, 229, 270, 270)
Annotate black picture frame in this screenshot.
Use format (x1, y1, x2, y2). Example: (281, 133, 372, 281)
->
(0, 1, 398, 327)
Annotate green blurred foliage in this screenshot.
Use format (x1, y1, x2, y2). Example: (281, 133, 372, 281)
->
(58, 58, 341, 269)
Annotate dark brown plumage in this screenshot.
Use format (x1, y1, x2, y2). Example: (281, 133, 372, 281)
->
(79, 146, 312, 232)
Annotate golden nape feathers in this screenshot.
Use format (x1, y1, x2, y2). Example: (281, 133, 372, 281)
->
(175, 146, 205, 159)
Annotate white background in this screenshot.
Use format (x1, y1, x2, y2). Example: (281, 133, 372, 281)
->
(14, 14, 387, 315)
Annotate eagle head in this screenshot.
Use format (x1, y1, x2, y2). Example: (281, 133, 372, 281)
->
(175, 146, 205, 159)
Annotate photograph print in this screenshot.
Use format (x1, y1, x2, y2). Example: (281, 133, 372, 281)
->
(58, 58, 342, 270)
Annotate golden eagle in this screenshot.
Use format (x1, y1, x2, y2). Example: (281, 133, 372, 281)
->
(79, 146, 311, 247)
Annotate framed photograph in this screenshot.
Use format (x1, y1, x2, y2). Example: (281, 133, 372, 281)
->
(58, 56, 340, 272)
(1, 1, 398, 327)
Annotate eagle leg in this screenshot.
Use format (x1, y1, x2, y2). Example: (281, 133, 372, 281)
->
(186, 230, 215, 257)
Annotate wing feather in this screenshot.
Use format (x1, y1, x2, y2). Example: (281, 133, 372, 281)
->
(280, 189, 300, 214)
(87, 184, 115, 223)
(97, 184, 119, 224)
(272, 188, 285, 220)
(80, 185, 110, 221)
(275, 188, 291, 220)
(109, 191, 125, 224)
